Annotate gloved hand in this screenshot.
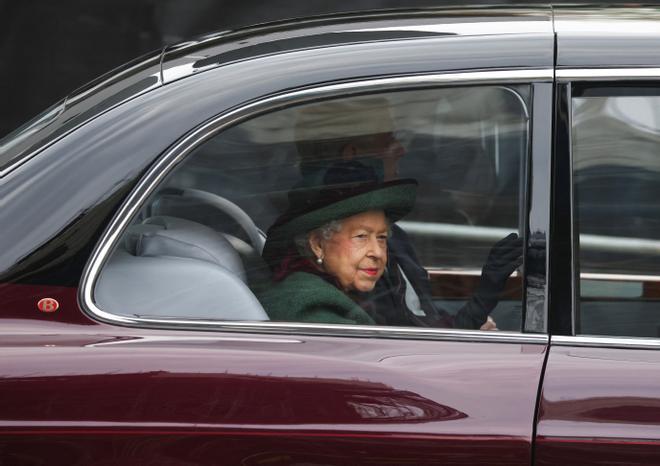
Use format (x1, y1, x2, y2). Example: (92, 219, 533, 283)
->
(474, 233, 523, 312)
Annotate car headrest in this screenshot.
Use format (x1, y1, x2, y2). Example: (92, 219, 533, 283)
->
(124, 216, 246, 282)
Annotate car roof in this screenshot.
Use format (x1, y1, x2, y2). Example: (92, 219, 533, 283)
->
(0, 51, 163, 176)
(554, 5, 660, 69)
(0, 6, 553, 177)
(6, 4, 660, 177)
(160, 6, 553, 83)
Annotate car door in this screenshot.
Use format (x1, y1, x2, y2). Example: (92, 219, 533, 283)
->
(1, 10, 554, 465)
(535, 9, 660, 465)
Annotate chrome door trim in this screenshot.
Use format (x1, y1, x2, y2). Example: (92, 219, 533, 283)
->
(563, 73, 660, 334)
(581, 272, 660, 282)
(557, 67, 660, 81)
(80, 68, 552, 341)
(91, 316, 552, 344)
(553, 335, 660, 350)
(567, 83, 578, 335)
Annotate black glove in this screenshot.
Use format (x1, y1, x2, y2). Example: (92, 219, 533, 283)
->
(474, 233, 523, 313)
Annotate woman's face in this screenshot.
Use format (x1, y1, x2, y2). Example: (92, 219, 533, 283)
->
(310, 210, 388, 292)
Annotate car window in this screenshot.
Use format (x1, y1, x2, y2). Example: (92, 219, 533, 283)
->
(572, 84, 660, 337)
(94, 85, 530, 331)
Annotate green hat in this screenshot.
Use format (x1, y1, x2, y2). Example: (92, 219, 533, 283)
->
(262, 176, 417, 268)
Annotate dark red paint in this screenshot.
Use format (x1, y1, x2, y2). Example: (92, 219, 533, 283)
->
(0, 284, 97, 325)
(536, 345, 660, 465)
(1, 308, 546, 464)
(1, 433, 531, 466)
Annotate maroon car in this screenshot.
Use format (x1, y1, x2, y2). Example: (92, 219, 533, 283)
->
(2, 5, 660, 465)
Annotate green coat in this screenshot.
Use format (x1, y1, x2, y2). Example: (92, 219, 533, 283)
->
(257, 271, 376, 325)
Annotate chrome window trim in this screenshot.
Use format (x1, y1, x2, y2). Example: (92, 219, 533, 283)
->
(581, 272, 660, 282)
(553, 335, 660, 350)
(568, 77, 660, 335)
(97, 318, 550, 344)
(80, 68, 552, 342)
(428, 268, 521, 278)
(567, 83, 578, 335)
(557, 67, 660, 81)
(399, 221, 517, 241)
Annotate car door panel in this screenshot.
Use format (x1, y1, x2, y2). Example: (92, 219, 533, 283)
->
(539, 10, 660, 463)
(535, 344, 660, 466)
(1, 323, 546, 465)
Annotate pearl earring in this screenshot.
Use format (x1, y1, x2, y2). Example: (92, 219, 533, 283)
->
(316, 257, 323, 265)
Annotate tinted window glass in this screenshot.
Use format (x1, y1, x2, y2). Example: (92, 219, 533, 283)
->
(573, 86, 660, 337)
(95, 85, 529, 331)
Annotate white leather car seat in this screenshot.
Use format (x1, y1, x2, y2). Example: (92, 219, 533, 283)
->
(95, 216, 269, 321)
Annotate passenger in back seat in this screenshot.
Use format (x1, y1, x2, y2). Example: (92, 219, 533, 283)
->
(282, 97, 522, 329)
(258, 177, 417, 325)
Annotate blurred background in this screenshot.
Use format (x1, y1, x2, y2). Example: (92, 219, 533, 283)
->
(0, 0, 613, 138)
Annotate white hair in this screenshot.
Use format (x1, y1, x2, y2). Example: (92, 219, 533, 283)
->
(294, 219, 343, 258)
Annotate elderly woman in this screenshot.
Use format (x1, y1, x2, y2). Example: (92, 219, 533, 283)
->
(258, 176, 417, 325)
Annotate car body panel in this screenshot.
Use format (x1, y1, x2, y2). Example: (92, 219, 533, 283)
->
(533, 15, 660, 464)
(0, 7, 554, 180)
(0, 316, 547, 464)
(535, 342, 660, 465)
(161, 7, 553, 84)
(555, 6, 660, 69)
(0, 53, 162, 177)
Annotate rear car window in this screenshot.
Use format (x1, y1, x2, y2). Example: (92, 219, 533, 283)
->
(573, 84, 660, 337)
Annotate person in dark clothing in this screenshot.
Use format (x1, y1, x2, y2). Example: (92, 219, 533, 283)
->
(287, 97, 522, 330)
(367, 224, 521, 329)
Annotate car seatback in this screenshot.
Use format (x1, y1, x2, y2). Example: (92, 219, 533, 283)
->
(95, 216, 269, 321)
